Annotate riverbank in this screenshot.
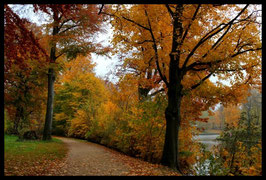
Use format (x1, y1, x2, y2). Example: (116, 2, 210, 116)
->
(199, 129, 222, 135)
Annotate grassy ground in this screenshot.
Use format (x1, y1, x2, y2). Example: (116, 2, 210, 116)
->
(4, 135, 68, 176)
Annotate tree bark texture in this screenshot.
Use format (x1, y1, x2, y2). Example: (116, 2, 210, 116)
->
(161, 4, 184, 171)
(42, 10, 59, 140)
(161, 63, 183, 171)
(42, 68, 55, 140)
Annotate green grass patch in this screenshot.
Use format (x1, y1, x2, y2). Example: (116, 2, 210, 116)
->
(4, 134, 68, 176)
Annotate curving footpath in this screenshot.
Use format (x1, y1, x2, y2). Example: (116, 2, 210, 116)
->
(51, 136, 181, 176)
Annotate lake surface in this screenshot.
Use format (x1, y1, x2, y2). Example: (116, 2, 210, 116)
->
(193, 134, 220, 151)
(192, 134, 221, 175)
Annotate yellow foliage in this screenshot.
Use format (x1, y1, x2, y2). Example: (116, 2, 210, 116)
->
(68, 110, 90, 139)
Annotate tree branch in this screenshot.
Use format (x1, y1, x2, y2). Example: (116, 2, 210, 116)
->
(181, 4, 249, 70)
(98, 4, 104, 15)
(100, 9, 169, 85)
(135, 39, 154, 44)
(148, 88, 165, 97)
(144, 8, 169, 86)
(231, 47, 261, 58)
(165, 4, 174, 18)
(58, 18, 74, 31)
(181, 4, 201, 44)
(121, 15, 151, 31)
(59, 24, 80, 35)
(185, 60, 222, 72)
(55, 51, 64, 59)
(190, 72, 213, 90)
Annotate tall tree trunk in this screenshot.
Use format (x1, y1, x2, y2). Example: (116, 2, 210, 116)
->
(42, 44, 56, 140)
(42, 10, 59, 140)
(13, 107, 21, 135)
(42, 68, 55, 140)
(246, 104, 252, 155)
(161, 4, 184, 171)
(161, 61, 183, 171)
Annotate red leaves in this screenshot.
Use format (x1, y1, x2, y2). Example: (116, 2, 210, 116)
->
(4, 5, 49, 75)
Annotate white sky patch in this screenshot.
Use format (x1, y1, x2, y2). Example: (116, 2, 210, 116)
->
(9, 4, 48, 25)
(210, 75, 230, 86)
(91, 53, 120, 83)
(91, 23, 121, 83)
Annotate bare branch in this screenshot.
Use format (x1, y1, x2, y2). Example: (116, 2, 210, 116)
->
(59, 24, 80, 35)
(58, 18, 74, 31)
(55, 51, 64, 59)
(135, 39, 154, 44)
(211, 22, 233, 50)
(98, 4, 104, 15)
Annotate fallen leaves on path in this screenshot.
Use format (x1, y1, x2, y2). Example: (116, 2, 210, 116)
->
(103, 147, 181, 176)
(5, 137, 181, 176)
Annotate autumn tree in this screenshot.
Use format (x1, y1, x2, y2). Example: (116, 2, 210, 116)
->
(32, 4, 108, 140)
(102, 4, 261, 171)
(53, 55, 107, 138)
(4, 5, 49, 75)
(4, 5, 49, 135)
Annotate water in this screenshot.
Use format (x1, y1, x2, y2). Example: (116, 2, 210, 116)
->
(192, 134, 221, 175)
(194, 134, 220, 151)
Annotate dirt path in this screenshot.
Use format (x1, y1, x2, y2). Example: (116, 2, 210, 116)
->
(53, 137, 129, 176)
(51, 136, 181, 176)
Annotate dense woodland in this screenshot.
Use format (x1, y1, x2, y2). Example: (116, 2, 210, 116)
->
(4, 4, 262, 175)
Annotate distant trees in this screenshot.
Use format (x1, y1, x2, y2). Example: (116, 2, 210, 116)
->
(212, 107, 262, 175)
(206, 88, 261, 131)
(195, 88, 262, 176)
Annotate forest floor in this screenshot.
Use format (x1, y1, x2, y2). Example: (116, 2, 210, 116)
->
(50, 136, 181, 176)
(4, 135, 67, 176)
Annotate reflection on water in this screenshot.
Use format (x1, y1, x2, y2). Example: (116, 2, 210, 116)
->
(193, 134, 220, 151)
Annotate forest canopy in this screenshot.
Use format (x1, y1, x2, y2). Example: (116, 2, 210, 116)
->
(4, 4, 261, 176)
